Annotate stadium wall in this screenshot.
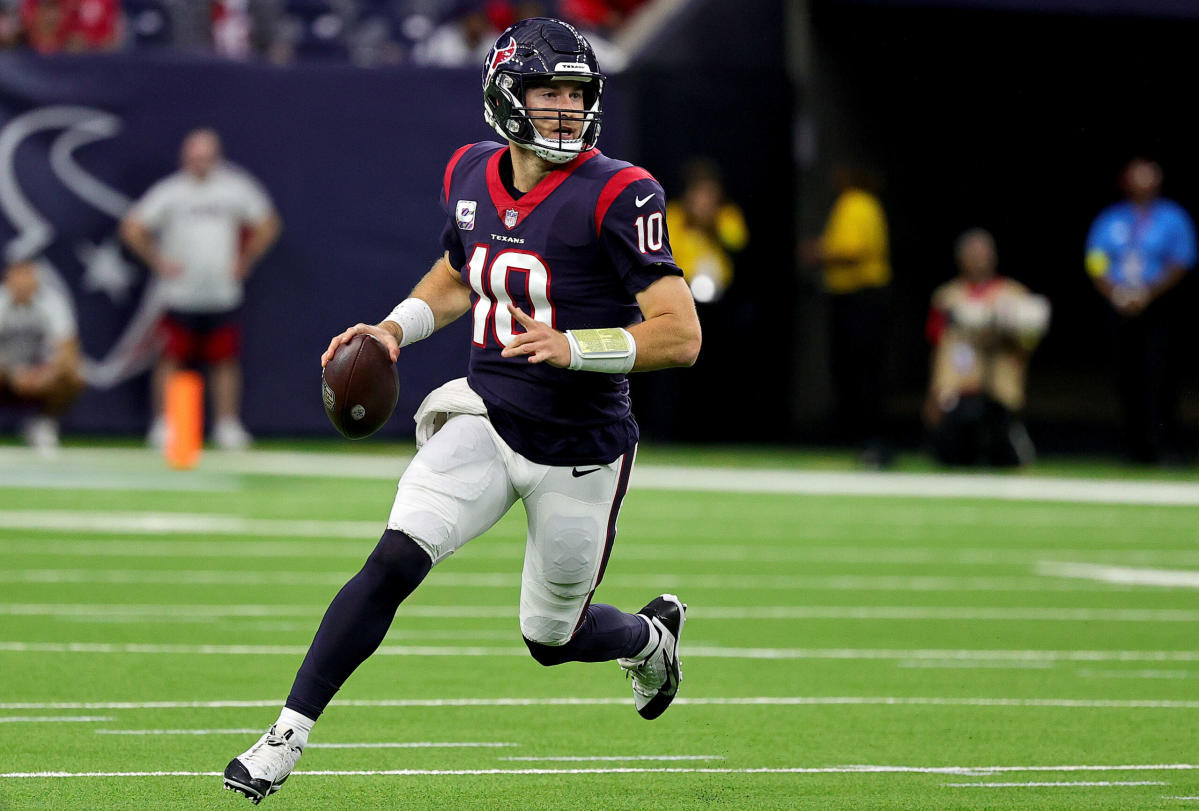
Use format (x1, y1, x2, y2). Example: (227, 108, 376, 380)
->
(0, 53, 636, 437)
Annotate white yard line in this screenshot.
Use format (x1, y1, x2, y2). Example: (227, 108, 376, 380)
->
(6, 603, 1196, 623)
(0, 512, 377, 538)
(94, 728, 260, 735)
(5, 696, 1199, 711)
(1039, 562, 1199, 589)
(3, 445, 1199, 503)
(6, 526, 1199, 569)
(94, 731, 519, 748)
(307, 742, 516, 749)
(500, 755, 722, 761)
(898, 661, 1056, 670)
(0, 568, 1132, 593)
(1, 765, 1195, 779)
(1077, 669, 1193, 680)
(4, 641, 1197, 663)
(0, 716, 111, 723)
(943, 781, 1165, 787)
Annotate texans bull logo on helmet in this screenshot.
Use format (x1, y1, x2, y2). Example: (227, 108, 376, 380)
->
(487, 37, 518, 79)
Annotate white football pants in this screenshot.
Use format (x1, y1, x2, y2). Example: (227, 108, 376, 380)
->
(387, 413, 634, 646)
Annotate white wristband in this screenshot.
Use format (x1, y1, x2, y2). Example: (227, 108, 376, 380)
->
(564, 328, 636, 374)
(384, 298, 435, 348)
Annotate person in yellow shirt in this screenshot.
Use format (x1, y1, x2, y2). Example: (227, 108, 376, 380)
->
(665, 158, 748, 303)
(803, 164, 892, 466)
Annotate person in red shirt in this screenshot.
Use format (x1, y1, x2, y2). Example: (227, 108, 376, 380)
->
(21, 0, 120, 54)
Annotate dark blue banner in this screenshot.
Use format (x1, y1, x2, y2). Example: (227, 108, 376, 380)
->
(0, 53, 626, 437)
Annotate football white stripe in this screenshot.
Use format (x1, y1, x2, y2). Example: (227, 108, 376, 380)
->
(6, 602, 1199, 622)
(4, 696, 1199, 710)
(3, 444, 1199, 503)
(3, 641, 1198, 663)
(942, 781, 1165, 788)
(1, 765, 1194, 779)
(0, 716, 112, 723)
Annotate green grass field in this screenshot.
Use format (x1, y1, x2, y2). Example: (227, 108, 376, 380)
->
(1, 443, 1198, 809)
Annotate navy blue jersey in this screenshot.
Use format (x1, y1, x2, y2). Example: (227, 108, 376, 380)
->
(439, 141, 682, 466)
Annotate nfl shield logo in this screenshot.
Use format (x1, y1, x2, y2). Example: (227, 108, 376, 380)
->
(455, 200, 477, 231)
(504, 208, 519, 229)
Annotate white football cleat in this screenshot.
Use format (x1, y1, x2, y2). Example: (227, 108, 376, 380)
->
(214, 418, 253, 450)
(223, 725, 303, 804)
(618, 593, 686, 720)
(146, 416, 167, 449)
(22, 416, 59, 456)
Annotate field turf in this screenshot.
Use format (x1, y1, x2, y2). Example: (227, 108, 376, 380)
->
(1, 443, 1197, 809)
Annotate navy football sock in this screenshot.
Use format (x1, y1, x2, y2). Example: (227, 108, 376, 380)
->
(524, 603, 651, 666)
(285, 529, 431, 719)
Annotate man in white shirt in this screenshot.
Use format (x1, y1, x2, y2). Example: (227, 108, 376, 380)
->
(0, 257, 85, 450)
(120, 128, 281, 449)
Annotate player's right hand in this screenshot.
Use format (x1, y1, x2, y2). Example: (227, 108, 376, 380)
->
(321, 323, 400, 367)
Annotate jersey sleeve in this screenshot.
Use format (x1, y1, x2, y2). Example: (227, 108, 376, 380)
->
(1166, 206, 1198, 270)
(42, 287, 77, 343)
(596, 175, 683, 297)
(130, 178, 174, 230)
(236, 173, 274, 223)
(439, 217, 465, 270)
(438, 144, 475, 271)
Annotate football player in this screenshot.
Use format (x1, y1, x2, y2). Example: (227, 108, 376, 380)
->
(223, 17, 701, 804)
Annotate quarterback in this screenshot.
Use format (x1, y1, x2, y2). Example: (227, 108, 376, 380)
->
(223, 17, 701, 804)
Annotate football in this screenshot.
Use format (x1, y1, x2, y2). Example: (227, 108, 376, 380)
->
(321, 333, 399, 439)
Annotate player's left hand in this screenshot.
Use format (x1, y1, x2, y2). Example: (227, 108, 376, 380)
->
(501, 304, 570, 367)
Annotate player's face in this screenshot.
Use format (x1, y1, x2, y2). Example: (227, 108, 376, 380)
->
(3, 261, 38, 304)
(524, 80, 586, 144)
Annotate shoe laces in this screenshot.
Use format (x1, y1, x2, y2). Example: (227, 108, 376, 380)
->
(244, 727, 301, 773)
(621, 640, 667, 698)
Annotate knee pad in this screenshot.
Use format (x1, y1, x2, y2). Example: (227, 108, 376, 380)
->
(538, 510, 602, 599)
(365, 529, 433, 594)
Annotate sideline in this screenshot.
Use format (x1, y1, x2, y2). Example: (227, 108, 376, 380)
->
(1, 446, 1198, 504)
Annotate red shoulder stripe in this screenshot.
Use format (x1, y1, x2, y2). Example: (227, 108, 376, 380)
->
(594, 167, 654, 236)
(443, 143, 476, 203)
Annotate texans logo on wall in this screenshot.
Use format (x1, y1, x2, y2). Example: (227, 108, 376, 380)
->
(0, 104, 165, 392)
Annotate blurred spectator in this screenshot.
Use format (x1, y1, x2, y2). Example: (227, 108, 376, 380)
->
(1085, 158, 1197, 464)
(0, 256, 85, 452)
(412, 0, 493, 66)
(802, 163, 892, 467)
(20, 0, 121, 54)
(666, 157, 747, 303)
(211, 0, 253, 58)
(558, 0, 646, 34)
(157, 0, 281, 59)
(1, 1, 22, 48)
(924, 229, 1049, 467)
(120, 128, 281, 450)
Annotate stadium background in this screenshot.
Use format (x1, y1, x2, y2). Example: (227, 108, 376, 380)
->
(1, 0, 1197, 452)
(4, 3, 1199, 809)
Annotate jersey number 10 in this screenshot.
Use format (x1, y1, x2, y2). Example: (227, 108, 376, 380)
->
(634, 212, 664, 254)
(465, 245, 553, 347)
